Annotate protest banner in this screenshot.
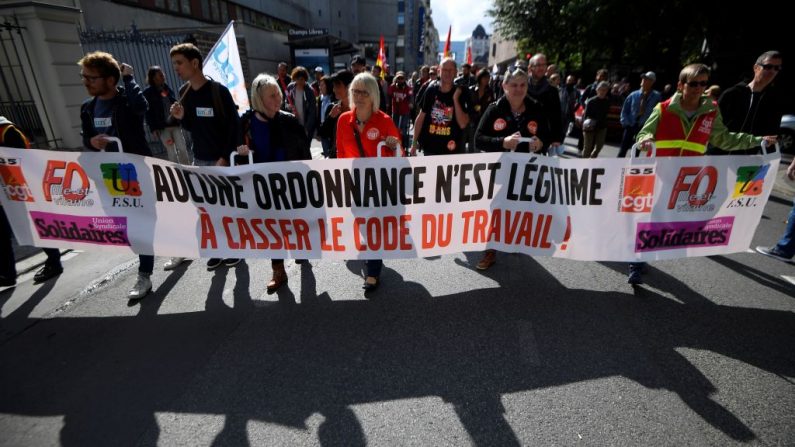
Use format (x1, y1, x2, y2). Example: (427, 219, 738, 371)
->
(0, 147, 779, 262)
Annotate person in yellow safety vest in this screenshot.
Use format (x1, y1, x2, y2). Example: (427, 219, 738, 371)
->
(636, 63, 777, 157)
(626, 64, 777, 285)
(0, 116, 31, 287)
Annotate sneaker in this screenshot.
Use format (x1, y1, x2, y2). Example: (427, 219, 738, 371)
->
(128, 274, 152, 300)
(628, 264, 643, 285)
(33, 264, 63, 283)
(755, 246, 793, 263)
(206, 258, 223, 270)
(163, 257, 185, 271)
(223, 258, 241, 267)
(476, 250, 497, 270)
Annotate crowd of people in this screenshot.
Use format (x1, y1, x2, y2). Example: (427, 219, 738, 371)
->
(0, 46, 791, 298)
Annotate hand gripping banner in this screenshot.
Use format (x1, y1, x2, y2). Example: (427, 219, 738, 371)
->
(0, 147, 780, 262)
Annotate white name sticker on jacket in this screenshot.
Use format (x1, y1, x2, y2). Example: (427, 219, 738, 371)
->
(196, 107, 215, 118)
(93, 117, 112, 128)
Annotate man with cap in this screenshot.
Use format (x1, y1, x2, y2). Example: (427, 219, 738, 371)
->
(350, 55, 366, 74)
(618, 71, 661, 157)
(389, 71, 413, 149)
(310, 66, 324, 98)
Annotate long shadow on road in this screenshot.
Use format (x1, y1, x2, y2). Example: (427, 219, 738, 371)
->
(1, 255, 793, 446)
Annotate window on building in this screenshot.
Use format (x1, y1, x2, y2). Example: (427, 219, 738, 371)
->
(318, 9, 322, 16)
(397, 13, 404, 25)
(398, 1, 404, 13)
(201, 0, 210, 18)
(338, 10, 341, 18)
(154, 0, 164, 8)
(397, 36, 404, 47)
(234, 4, 241, 20)
(180, 0, 190, 14)
(167, 0, 178, 11)
(221, 1, 228, 22)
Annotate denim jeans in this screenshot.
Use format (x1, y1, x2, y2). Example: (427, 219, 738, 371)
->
(774, 199, 795, 258)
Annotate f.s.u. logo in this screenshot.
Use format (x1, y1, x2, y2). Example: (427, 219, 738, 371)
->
(100, 163, 142, 197)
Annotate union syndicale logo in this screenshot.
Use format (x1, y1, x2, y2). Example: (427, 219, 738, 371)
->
(100, 163, 143, 208)
(619, 166, 655, 213)
(0, 157, 34, 202)
(30, 211, 130, 246)
(635, 216, 734, 252)
(725, 164, 769, 209)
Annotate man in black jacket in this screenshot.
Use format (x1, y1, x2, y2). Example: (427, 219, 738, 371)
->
(710, 50, 785, 155)
(527, 54, 563, 155)
(78, 51, 155, 299)
(169, 43, 241, 271)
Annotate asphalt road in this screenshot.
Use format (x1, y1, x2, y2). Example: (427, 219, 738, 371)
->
(1, 139, 793, 446)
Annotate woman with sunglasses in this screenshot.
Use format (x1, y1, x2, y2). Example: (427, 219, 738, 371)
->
(336, 72, 402, 295)
(237, 73, 312, 293)
(636, 63, 776, 157)
(627, 63, 777, 285)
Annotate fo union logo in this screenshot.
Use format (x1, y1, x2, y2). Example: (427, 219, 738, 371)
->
(725, 164, 769, 209)
(0, 157, 34, 202)
(42, 160, 94, 207)
(619, 167, 655, 213)
(100, 163, 143, 208)
(667, 166, 718, 212)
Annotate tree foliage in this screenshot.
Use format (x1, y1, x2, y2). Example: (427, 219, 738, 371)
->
(488, 0, 792, 90)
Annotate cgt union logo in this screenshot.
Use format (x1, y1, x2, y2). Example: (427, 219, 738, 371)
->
(619, 167, 655, 213)
(725, 164, 769, 208)
(0, 157, 34, 202)
(100, 163, 143, 208)
(667, 166, 717, 212)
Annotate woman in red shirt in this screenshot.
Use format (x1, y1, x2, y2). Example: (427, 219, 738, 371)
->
(336, 73, 401, 294)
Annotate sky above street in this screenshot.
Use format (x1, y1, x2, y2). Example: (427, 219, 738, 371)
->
(432, 0, 493, 41)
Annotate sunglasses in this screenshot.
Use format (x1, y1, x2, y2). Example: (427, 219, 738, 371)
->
(686, 80, 710, 88)
(759, 63, 782, 72)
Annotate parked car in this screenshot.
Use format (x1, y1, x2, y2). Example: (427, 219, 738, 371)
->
(779, 114, 794, 153)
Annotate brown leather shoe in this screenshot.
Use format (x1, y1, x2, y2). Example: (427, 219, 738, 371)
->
(476, 250, 497, 270)
(266, 264, 288, 293)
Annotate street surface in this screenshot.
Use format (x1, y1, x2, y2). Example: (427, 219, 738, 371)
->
(1, 139, 794, 446)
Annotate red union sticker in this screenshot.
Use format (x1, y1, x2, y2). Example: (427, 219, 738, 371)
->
(527, 120, 538, 135)
(447, 140, 456, 151)
(493, 118, 507, 131)
(366, 128, 380, 140)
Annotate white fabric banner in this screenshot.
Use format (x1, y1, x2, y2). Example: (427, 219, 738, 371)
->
(0, 147, 779, 262)
(203, 21, 249, 115)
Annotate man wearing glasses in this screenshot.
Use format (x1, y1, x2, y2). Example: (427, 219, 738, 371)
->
(78, 51, 156, 299)
(710, 50, 785, 155)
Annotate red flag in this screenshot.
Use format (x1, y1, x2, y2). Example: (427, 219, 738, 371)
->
(375, 35, 387, 79)
(443, 26, 452, 58)
(466, 46, 473, 65)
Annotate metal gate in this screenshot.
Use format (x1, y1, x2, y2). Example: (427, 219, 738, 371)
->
(79, 25, 188, 156)
(0, 18, 59, 148)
